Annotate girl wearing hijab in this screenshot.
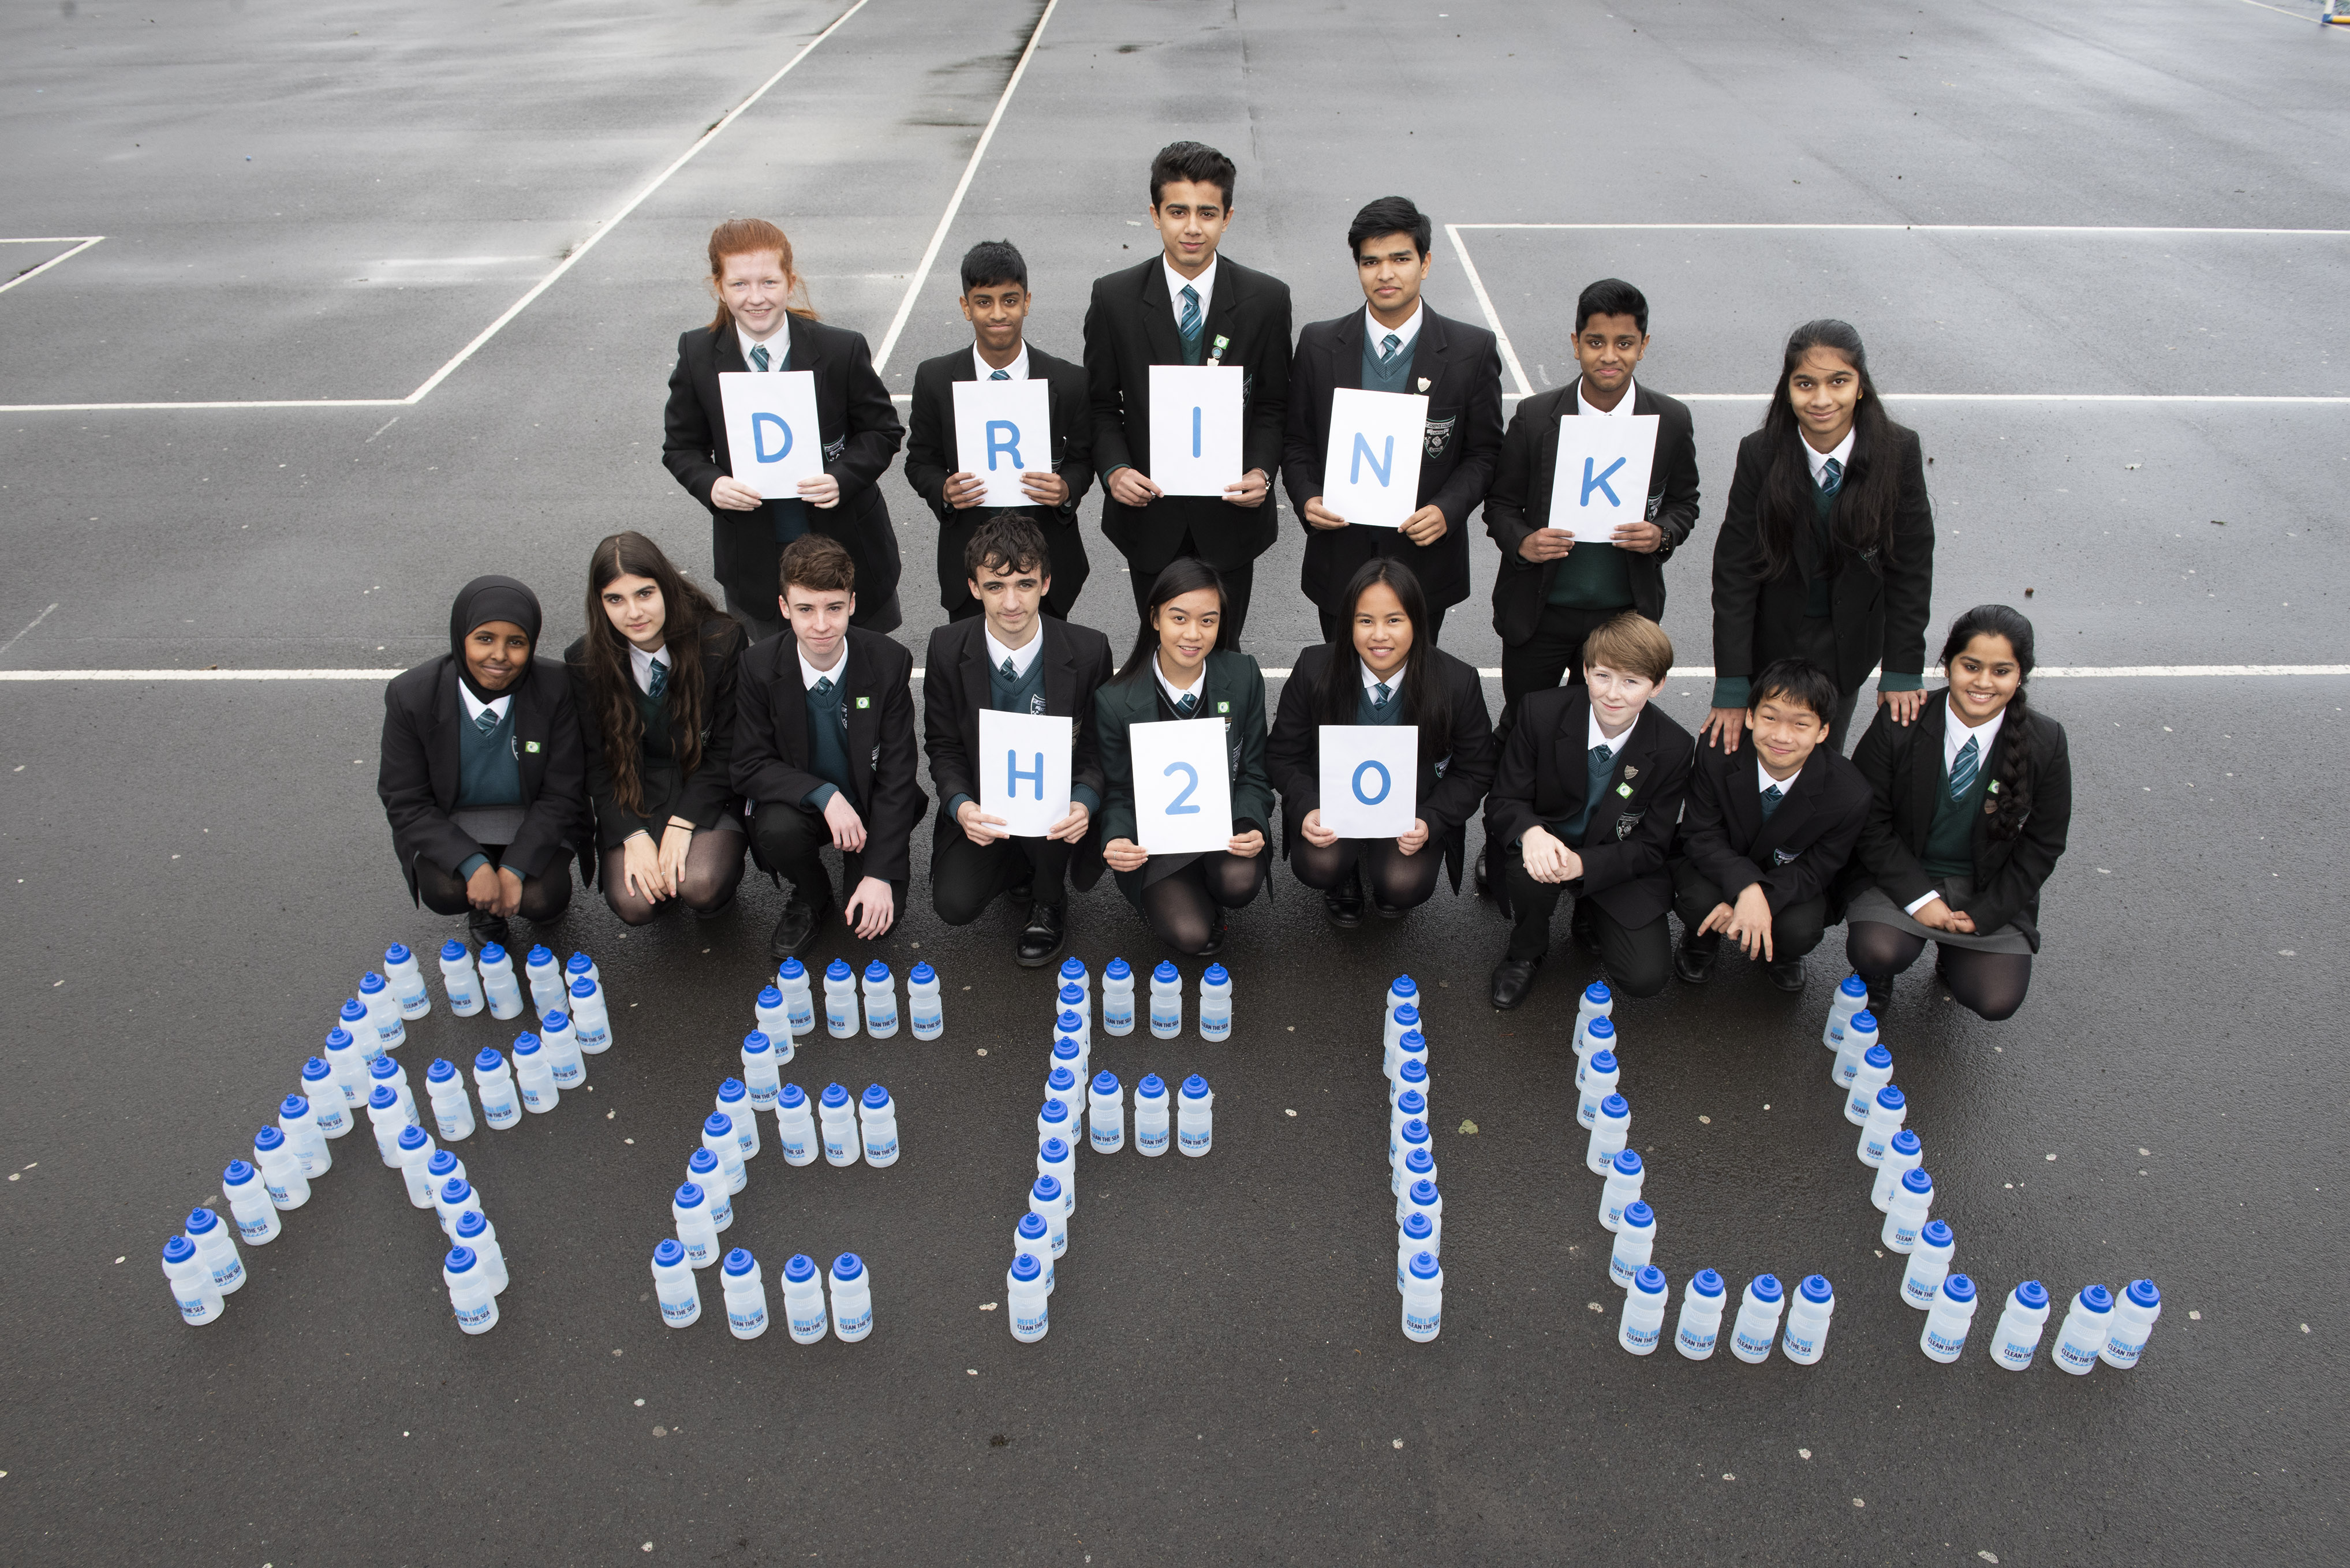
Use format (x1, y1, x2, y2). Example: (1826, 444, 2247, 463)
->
(378, 575, 588, 946)
(564, 532, 749, 925)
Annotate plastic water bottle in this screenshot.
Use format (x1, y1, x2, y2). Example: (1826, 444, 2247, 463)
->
(1599, 1150, 1645, 1231)
(1178, 1074, 1212, 1157)
(754, 985, 790, 1049)
(426, 1150, 469, 1222)
(1402, 1177, 1442, 1241)
(776, 957, 816, 1039)
(1052, 1035, 1090, 1100)
(443, 1246, 498, 1334)
(525, 945, 566, 1016)
(423, 1059, 475, 1142)
(277, 1094, 332, 1177)
(1058, 954, 1091, 1006)
(1883, 1167, 1935, 1252)
(1920, 1272, 1979, 1363)
(1133, 1074, 1171, 1156)
(510, 1032, 558, 1114)
(473, 1048, 521, 1130)
(221, 1160, 281, 1245)
(829, 1254, 873, 1342)
(1397, 1211, 1436, 1292)
(162, 1235, 225, 1326)
(819, 1084, 859, 1167)
(1014, 1211, 1056, 1291)
(568, 977, 614, 1054)
(2102, 1279, 2162, 1369)
(1823, 973, 1868, 1049)
(1990, 1279, 2052, 1371)
(384, 943, 433, 1020)
(1383, 1004, 1419, 1079)
(1384, 974, 1418, 1026)
(1576, 1050, 1619, 1129)
(1781, 1274, 1835, 1364)
(358, 971, 408, 1051)
(651, 1237, 700, 1327)
(2053, 1284, 2116, 1375)
(183, 1206, 245, 1296)
(775, 1084, 816, 1166)
(1575, 1015, 1617, 1081)
(566, 949, 600, 989)
(1029, 1175, 1068, 1256)
(1609, 1202, 1657, 1287)
(434, 1177, 484, 1241)
(478, 945, 525, 1021)
(1393, 1149, 1435, 1221)
(252, 1126, 311, 1210)
(1831, 1011, 1880, 1090)
(824, 960, 858, 1038)
(1729, 1275, 1784, 1364)
(366, 1084, 408, 1166)
(336, 1000, 382, 1069)
(686, 1149, 733, 1232)
(537, 1013, 586, 1091)
(322, 1026, 369, 1107)
(1571, 980, 1613, 1054)
(859, 1084, 901, 1167)
(1391, 1090, 1428, 1162)
(1058, 983, 1091, 1051)
(439, 940, 485, 1016)
(1037, 1095, 1075, 1151)
(909, 963, 944, 1039)
(1088, 1072, 1125, 1154)
(1007, 1252, 1050, 1342)
(1044, 1065, 1084, 1135)
(860, 962, 899, 1038)
(1873, 1128, 1923, 1211)
(1586, 1093, 1631, 1174)
(718, 1080, 761, 1159)
(701, 1113, 748, 1193)
(1844, 1044, 1893, 1124)
(781, 1254, 828, 1343)
(1391, 1117, 1431, 1195)
(1148, 961, 1182, 1038)
(671, 1182, 719, 1268)
(1857, 1084, 1907, 1165)
(1036, 1136, 1076, 1215)
(1394, 1030, 1428, 1087)
(1391, 1056, 1429, 1113)
(1401, 1251, 1443, 1342)
(452, 1207, 507, 1294)
(1198, 964, 1232, 1041)
(1619, 1266, 1668, 1355)
(1102, 957, 1136, 1036)
(722, 1248, 771, 1339)
(1901, 1220, 1955, 1308)
(395, 1125, 439, 1207)
(368, 1051, 420, 1127)
(741, 1034, 780, 1112)
(1676, 1268, 1727, 1360)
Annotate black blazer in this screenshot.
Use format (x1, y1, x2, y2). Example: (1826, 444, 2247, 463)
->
(903, 343, 1095, 615)
(377, 656, 588, 900)
(1082, 256, 1294, 573)
(1484, 382, 1701, 646)
(562, 616, 746, 857)
(1676, 735, 1872, 912)
(662, 315, 907, 632)
(1264, 643, 1499, 890)
(1482, 687, 1694, 929)
(1841, 690, 2071, 951)
(922, 615, 1115, 890)
(728, 626, 926, 887)
(1710, 424, 1935, 695)
(1279, 307, 1505, 613)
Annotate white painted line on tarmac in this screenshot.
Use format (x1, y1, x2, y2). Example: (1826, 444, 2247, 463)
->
(1443, 223, 1535, 399)
(0, 604, 59, 657)
(5, 664, 2345, 684)
(0, 237, 103, 296)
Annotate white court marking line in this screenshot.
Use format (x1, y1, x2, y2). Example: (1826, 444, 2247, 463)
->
(1443, 224, 1534, 399)
(0, 237, 103, 297)
(0, 604, 59, 657)
(4, 665, 2346, 684)
(2236, 0, 2336, 20)
(871, 0, 1063, 373)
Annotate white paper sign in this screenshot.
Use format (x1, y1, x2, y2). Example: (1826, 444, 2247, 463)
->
(1147, 364, 1245, 497)
(1320, 388, 1429, 529)
(951, 379, 1055, 507)
(1317, 724, 1419, 837)
(1544, 413, 1659, 540)
(978, 709, 1074, 837)
(719, 370, 825, 498)
(1127, 718, 1234, 855)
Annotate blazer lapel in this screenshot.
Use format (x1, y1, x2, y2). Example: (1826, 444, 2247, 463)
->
(511, 669, 547, 799)
(431, 661, 464, 808)
(957, 627, 991, 731)
(1750, 752, 1818, 861)
(714, 328, 749, 376)
(1552, 690, 1594, 821)
(785, 313, 825, 379)
(1908, 690, 1948, 833)
(1202, 260, 1240, 361)
(1407, 310, 1449, 402)
(843, 649, 878, 803)
(1042, 620, 1077, 719)
(1138, 265, 1185, 367)
(1331, 310, 1366, 392)
(781, 646, 813, 770)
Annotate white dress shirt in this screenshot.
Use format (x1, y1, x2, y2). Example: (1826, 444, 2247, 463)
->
(1155, 656, 1207, 713)
(458, 684, 511, 726)
(629, 642, 670, 696)
(1588, 708, 1631, 761)
(739, 326, 789, 370)
(984, 623, 1044, 679)
(799, 645, 847, 693)
(1758, 756, 1800, 797)
(1903, 700, 2009, 913)
(1576, 377, 1639, 416)
(1362, 304, 1423, 364)
(1164, 255, 1219, 335)
(1361, 658, 1404, 698)
(972, 342, 1030, 381)
(1804, 426, 1856, 485)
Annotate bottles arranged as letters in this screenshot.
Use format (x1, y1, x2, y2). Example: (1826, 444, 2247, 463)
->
(1101, 957, 1136, 1036)
(1619, 1266, 1668, 1355)
(1608, 1202, 1657, 1288)
(1902, 1221, 1956, 1309)
(1920, 1272, 1979, 1363)
(162, 1234, 225, 1326)
(2101, 1279, 2162, 1369)
(1198, 964, 1231, 1042)
(182, 1206, 246, 1296)
(443, 1246, 498, 1334)
(1007, 1252, 1050, 1342)
(908, 963, 944, 1040)
(828, 1253, 873, 1342)
(1149, 961, 1182, 1039)
(652, 1237, 701, 1327)
(1401, 1251, 1443, 1342)
(1989, 1279, 2052, 1371)
(1675, 1268, 1725, 1360)
(1780, 1274, 1835, 1365)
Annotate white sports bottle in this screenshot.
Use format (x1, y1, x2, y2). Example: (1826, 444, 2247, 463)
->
(1391, 1056, 1429, 1112)
(1729, 1274, 1785, 1364)
(366, 1085, 409, 1166)
(221, 1160, 280, 1245)
(1015, 1211, 1055, 1290)
(334, 999, 378, 1064)
(1393, 1149, 1436, 1220)
(1844, 1043, 1893, 1125)
(862, 961, 899, 1038)
(1571, 981, 1613, 1054)
(510, 1032, 558, 1114)
(1058, 983, 1091, 1050)
(722, 1248, 771, 1339)
(1989, 1279, 2052, 1371)
(1089, 1072, 1125, 1154)
(1029, 1176, 1068, 1256)
(1608, 1202, 1657, 1287)
(395, 1125, 439, 1207)
(425, 1150, 469, 1218)
(384, 943, 433, 1019)
(1884, 1166, 1936, 1251)
(1822, 974, 1868, 1049)
(569, 948, 601, 989)
(182, 1206, 246, 1295)
(1198, 964, 1232, 1041)
(859, 1084, 901, 1167)
(567, 976, 613, 1053)
(368, 1051, 419, 1125)
(1033, 1136, 1074, 1215)
(2101, 1278, 2162, 1369)
(443, 1246, 498, 1334)
(686, 1149, 733, 1231)
(1402, 1178, 1442, 1242)
(776, 956, 816, 1039)
(717, 1080, 761, 1159)
(434, 1177, 483, 1241)
(1832, 1011, 1880, 1089)
(817, 1085, 858, 1166)
(539, 1011, 586, 1090)
(277, 1094, 332, 1178)
(1101, 957, 1136, 1036)
(824, 960, 858, 1038)
(1058, 955, 1091, 1006)
(1576, 1049, 1619, 1129)
(1044, 1066, 1082, 1138)
(1007, 1253, 1050, 1342)
(1902, 1220, 1956, 1308)
(1391, 1117, 1430, 1192)
(1384, 1002, 1419, 1073)
(740, 1034, 781, 1112)
(1149, 960, 1182, 1038)
(1396, 1211, 1436, 1292)
(438, 940, 484, 1016)
(1133, 1074, 1171, 1156)
(775, 1083, 817, 1166)
(1391, 1089, 1428, 1162)
(452, 1208, 507, 1293)
(1177, 1074, 1213, 1157)
(1920, 1271, 1979, 1363)
(1619, 1266, 1668, 1356)
(525, 945, 566, 1016)
(1037, 1095, 1076, 1151)
(162, 1235, 224, 1326)
(473, 1047, 522, 1130)
(1872, 1128, 1923, 1211)
(1384, 974, 1418, 1027)
(251, 1126, 311, 1210)
(1052, 1038, 1089, 1108)
(754, 985, 789, 1046)
(1857, 1084, 1907, 1165)
(1586, 1093, 1631, 1175)
(701, 1112, 748, 1193)
(781, 1254, 828, 1343)
(1781, 1274, 1835, 1364)
(477, 944, 525, 1021)
(2053, 1284, 2116, 1375)
(1599, 1150, 1645, 1231)
(1675, 1268, 1726, 1360)
(908, 963, 944, 1040)
(358, 971, 407, 1051)
(651, 1237, 700, 1327)
(322, 1027, 369, 1107)
(1393, 1029, 1428, 1087)
(671, 1182, 719, 1268)
(1575, 1015, 1617, 1081)
(828, 1253, 873, 1342)
(425, 1058, 476, 1142)
(1401, 1251, 1443, 1342)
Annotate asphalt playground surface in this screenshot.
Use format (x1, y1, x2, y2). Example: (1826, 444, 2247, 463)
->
(3, 1, 2347, 1562)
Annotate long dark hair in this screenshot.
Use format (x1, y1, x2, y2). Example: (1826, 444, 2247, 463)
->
(1938, 604, 2038, 841)
(1754, 319, 1911, 578)
(1314, 558, 1441, 764)
(1114, 558, 1234, 683)
(578, 532, 724, 814)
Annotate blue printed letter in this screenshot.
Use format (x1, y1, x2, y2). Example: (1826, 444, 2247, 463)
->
(1351, 759, 1392, 806)
(1580, 455, 1626, 508)
(985, 420, 1024, 472)
(1191, 405, 1202, 459)
(753, 412, 793, 464)
(1350, 433, 1395, 488)
(1007, 750, 1045, 802)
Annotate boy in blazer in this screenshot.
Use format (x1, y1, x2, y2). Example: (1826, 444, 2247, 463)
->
(731, 535, 925, 958)
(1670, 658, 1872, 991)
(1083, 141, 1292, 643)
(1282, 196, 1505, 644)
(903, 239, 1094, 620)
(1482, 613, 1692, 1010)
(922, 515, 1115, 966)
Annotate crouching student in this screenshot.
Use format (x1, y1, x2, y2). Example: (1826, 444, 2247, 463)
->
(731, 535, 925, 959)
(1670, 658, 1872, 992)
(1482, 612, 1691, 1011)
(922, 515, 1115, 966)
(379, 576, 585, 947)
(1265, 559, 1497, 926)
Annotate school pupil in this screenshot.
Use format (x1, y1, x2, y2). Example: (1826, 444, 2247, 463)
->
(1094, 560, 1274, 956)
(922, 515, 1115, 966)
(1265, 559, 1497, 926)
(1669, 658, 1872, 991)
(563, 532, 749, 926)
(730, 535, 925, 958)
(1282, 196, 1505, 643)
(903, 239, 1094, 620)
(663, 218, 907, 643)
(1481, 613, 1692, 1011)
(1841, 605, 2071, 1022)
(378, 577, 586, 946)
(1706, 317, 1935, 755)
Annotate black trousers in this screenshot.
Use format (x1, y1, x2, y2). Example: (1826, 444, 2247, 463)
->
(1318, 604, 1447, 647)
(752, 800, 892, 904)
(1501, 848, 1671, 998)
(1497, 601, 1627, 744)
(1129, 532, 1254, 645)
(1669, 858, 1829, 961)
(414, 844, 574, 922)
(931, 830, 1075, 924)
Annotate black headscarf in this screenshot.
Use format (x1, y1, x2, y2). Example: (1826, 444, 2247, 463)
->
(449, 575, 542, 703)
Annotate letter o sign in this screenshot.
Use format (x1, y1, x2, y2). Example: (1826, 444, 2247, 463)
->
(1351, 759, 1393, 806)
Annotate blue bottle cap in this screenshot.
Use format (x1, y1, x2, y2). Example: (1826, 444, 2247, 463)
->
(2125, 1279, 2160, 1309)
(724, 1248, 757, 1276)
(2016, 1279, 2049, 1309)
(340, 999, 369, 1023)
(1850, 1011, 1877, 1034)
(570, 977, 596, 1000)
(1589, 1049, 1617, 1074)
(567, 952, 592, 975)
(744, 1032, 771, 1056)
(1010, 1252, 1042, 1282)
(1404, 1147, 1434, 1175)
(1392, 974, 1417, 998)
(542, 1012, 571, 1035)
(1059, 956, 1086, 980)
(427, 1149, 459, 1178)
(326, 1027, 355, 1053)
(1634, 1265, 1667, 1295)
(1900, 1167, 1933, 1195)
(369, 1084, 398, 1110)
(440, 940, 469, 962)
(778, 1083, 806, 1109)
(440, 1178, 472, 1205)
(862, 1084, 891, 1109)
(528, 945, 555, 968)
(675, 1181, 705, 1208)
(1622, 1202, 1653, 1229)
(911, 963, 936, 984)
(1060, 983, 1084, 1005)
(1398, 1090, 1425, 1117)
(279, 1092, 309, 1119)
(387, 943, 413, 965)
(1048, 1065, 1076, 1091)
(1402, 1211, 1433, 1239)
(1053, 1037, 1080, 1061)
(1399, 1058, 1427, 1084)
(186, 1207, 219, 1236)
(1583, 981, 1610, 1005)
(479, 945, 506, 966)
(1106, 957, 1131, 979)
(1799, 1275, 1833, 1304)
(832, 1253, 864, 1281)
(1399, 1030, 1425, 1051)
(163, 1235, 196, 1264)
(1840, 974, 1868, 997)
(821, 1083, 850, 1108)
(864, 961, 890, 983)
(1875, 1084, 1905, 1112)
(1040, 1137, 1069, 1163)
(1587, 1017, 1615, 1042)
(1409, 1178, 1440, 1205)
(455, 1210, 487, 1240)
(704, 1112, 733, 1139)
(779, 957, 806, 981)
(474, 1047, 505, 1072)
(1890, 1128, 1921, 1155)
(653, 1238, 685, 1267)
(1182, 1074, 1209, 1098)
(397, 1124, 428, 1151)
(1203, 963, 1229, 985)
(1401, 1118, 1429, 1143)
(224, 1159, 258, 1185)
(1040, 1099, 1067, 1124)
(253, 1126, 285, 1152)
(427, 1058, 457, 1084)
(1408, 1251, 1440, 1279)
(1863, 1044, 1892, 1069)
(1058, 1011, 1083, 1032)
(720, 1079, 748, 1102)
(784, 1253, 817, 1282)
(1611, 1150, 1642, 1177)
(1600, 1094, 1628, 1119)
(758, 986, 786, 1012)
(360, 971, 387, 995)
(370, 1055, 398, 1080)
(689, 1148, 718, 1174)
(2080, 1283, 2114, 1313)
(1032, 1174, 1061, 1203)
(1395, 1004, 1418, 1025)
(1940, 1273, 1977, 1304)
(513, 1033, 541, 1057)
(827, 959, 853, 981)
(1018, 1211, 1049, 1240)
(1920, 1219, 1953, 1248)
(1138, 1074, 1167, 1098)
(1750, 1273, 1783, 1302)
(1092, 1071, 1119, 1095)
(446, 1246, 477, 1274)
(1153, 960, 1179, 982)
(1691, 1268, 1725, 1297)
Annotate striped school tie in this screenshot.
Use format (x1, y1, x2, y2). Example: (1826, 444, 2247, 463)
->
(1949, 735, 1980, 800)
(1175, 693, 1198, 717)
(1373, 681, 1393, 712)
(989, 369, 1010, 380)
(749, 343, 771, 371)
(1178, 285, 1202, 354)
(647, 661, 667, 701)
(473, 707, 501, 736)
(1378, 333, 1402, 370)
(1817, 456, 1843, 496)
(1759, 783, 1784, 822)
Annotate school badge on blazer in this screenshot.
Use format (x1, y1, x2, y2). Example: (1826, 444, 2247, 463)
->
(1614, 812, 1643, 841)
(823, 436, 846, 462)
(1423, 414, 1456, 460)
(1774, 847, 1802, 865)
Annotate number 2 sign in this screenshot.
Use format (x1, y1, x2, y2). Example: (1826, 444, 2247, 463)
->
(1126, 718, 1234, 855)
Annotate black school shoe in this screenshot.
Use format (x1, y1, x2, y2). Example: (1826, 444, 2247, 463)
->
(1866, 981, 1893, 1016)
(1765, 957, 1807, 993)
(1673, 933, 1718, 986)
(1197, 907, 1228, 959)
(1016, 902, 1066, 967)
(1570, 903, 1602, 955)
(468, 908, 511, 949)
(1324, 867, 1365, 929)
(769, 889, 831, 959)
(1489, 955, 1541, 1010)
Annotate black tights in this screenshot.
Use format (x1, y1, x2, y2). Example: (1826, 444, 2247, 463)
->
(598, 832, 748, 926)
(414, 851, 573, 923)
(1139, 852, 1267, 954)
(1846, 920, 2034, 1022)
(1289, 837, 1445, 911)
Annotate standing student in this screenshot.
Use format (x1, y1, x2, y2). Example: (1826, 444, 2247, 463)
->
(1841, 605, 2071, 1022)
(1482, 613, 1692, 1011)
(903, 239, 1094, 620)
(1094, 559, 1273, 956)
(378, 577, 586, 947)
(922, 515, 1115, 966)
(731, 535, 925, 959)
(1282, 196, 1505, 644)
(1083, 141, 1292, 643)
(1669, 658, 1872, 992)
(1266, 559, 1498, 926)
(663, 218, 907, 643)
(564, 532, 749, 926)
(1705, 317, 1935, 756)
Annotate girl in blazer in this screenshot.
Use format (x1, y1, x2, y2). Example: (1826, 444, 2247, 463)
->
(1842, 605, 2072, 1021)
(1266, 559, 1498, 926)
(1095, 559, 1274, 956)
(563, 532, 749, 926)
(1705, 319, 1936, 755)
(378, 577, 586, 947)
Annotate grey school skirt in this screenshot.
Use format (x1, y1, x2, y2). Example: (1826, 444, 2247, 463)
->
(1845, 874, 2035, 956)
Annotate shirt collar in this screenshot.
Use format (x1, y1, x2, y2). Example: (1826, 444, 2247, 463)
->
(1360, 658, 1402, 694)
(628, 642, 669, 695)
(1804, 426, 1857, 484)
(1943, 698, 2005, 771)
(1587, 706, 1631, 758)
(972, 342, 1030, 382)
(739, 325, 788, 369)
(1758, 755, 1799, 796)
(798, 643, 847, 693)
(984, 623, 1044, 679)
(457, 683, 510, 723)
(1154, 655, 1207, 710)
(1164, 255, 1218, 323)
(1576, 377, 1638, 416)
(1363, 304, 1423, 358)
